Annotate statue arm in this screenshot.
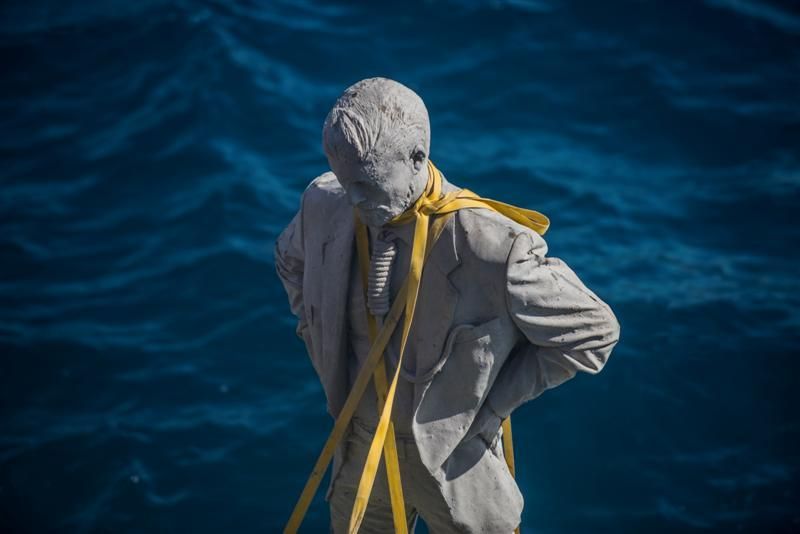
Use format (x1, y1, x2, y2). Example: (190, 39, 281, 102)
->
(485, 231, 621, 419)
(274, 194, 308, 340)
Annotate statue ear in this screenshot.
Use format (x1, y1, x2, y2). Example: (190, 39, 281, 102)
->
(411, 145, 426, 174)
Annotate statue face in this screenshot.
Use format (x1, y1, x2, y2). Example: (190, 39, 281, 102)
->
(327, 147, 427, 228)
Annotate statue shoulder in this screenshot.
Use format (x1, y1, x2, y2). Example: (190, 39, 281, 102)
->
(455, 205, 548, 264)
(301, 171, 348, 213)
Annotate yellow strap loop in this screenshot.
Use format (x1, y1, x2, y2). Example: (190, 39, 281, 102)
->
(283, 284, 406, 533)
(347, 207, 433, 533)
(283, 208, 453, 534)
(285, 160, 548, 533)
(354, 217, 408, 534)
(501, 417, 520, 534)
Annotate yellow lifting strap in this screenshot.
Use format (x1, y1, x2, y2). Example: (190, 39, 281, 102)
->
(501, 417, 520, 534)
(282, 210, 453, 534)
(283, 160, 549, 533)
(354, 215, 408, 534)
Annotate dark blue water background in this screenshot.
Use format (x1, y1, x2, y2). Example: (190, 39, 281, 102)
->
(2, 0, 799, 532)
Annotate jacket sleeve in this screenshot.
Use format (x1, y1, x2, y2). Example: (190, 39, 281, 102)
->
(485, 231, 621, 418)
(274, 194, 308, 340)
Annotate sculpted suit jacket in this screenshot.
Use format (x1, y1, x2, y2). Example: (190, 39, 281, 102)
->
(274, 170, 621, 509)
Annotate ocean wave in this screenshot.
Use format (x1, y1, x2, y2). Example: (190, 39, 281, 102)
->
(2, 1, 799, 532)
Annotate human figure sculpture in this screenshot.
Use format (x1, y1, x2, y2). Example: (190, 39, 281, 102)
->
(275, 77, 620, 533)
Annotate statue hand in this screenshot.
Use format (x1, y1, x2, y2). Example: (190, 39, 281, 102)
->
(466, 404, 504, 449)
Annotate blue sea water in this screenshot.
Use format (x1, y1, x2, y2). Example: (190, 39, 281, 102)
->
(1, 0, 799, 532)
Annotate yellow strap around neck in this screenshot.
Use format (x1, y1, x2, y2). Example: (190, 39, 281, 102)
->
(389, 160, 549, 236)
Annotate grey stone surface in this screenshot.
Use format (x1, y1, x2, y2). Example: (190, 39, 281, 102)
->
(275, 77, 621, 532)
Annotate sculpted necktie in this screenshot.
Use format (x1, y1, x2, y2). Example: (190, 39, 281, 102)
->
(284, 160, 549, 534)
(367, 230, 397, 317)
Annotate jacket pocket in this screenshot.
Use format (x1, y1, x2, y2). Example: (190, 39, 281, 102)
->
(412, 317, 504, 383)
(451, 316, 504, 345)
(430, 317, 505, 406)
(448, 316, 504, 372)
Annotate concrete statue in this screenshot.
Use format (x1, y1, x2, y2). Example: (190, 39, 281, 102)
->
(275, 77, 621, 533)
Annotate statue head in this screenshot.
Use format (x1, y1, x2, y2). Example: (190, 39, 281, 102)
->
(322, 77, 431, 228)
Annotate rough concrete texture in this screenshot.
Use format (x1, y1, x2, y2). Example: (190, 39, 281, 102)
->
(275, 77, 621, 532)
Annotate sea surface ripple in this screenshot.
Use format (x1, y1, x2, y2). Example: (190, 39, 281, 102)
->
(1, 0, 799, 532)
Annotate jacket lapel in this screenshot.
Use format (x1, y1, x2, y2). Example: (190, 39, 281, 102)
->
(402, 212, 461, 384)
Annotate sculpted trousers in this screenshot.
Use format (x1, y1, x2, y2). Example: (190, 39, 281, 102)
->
(328, 419, 522, 534)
